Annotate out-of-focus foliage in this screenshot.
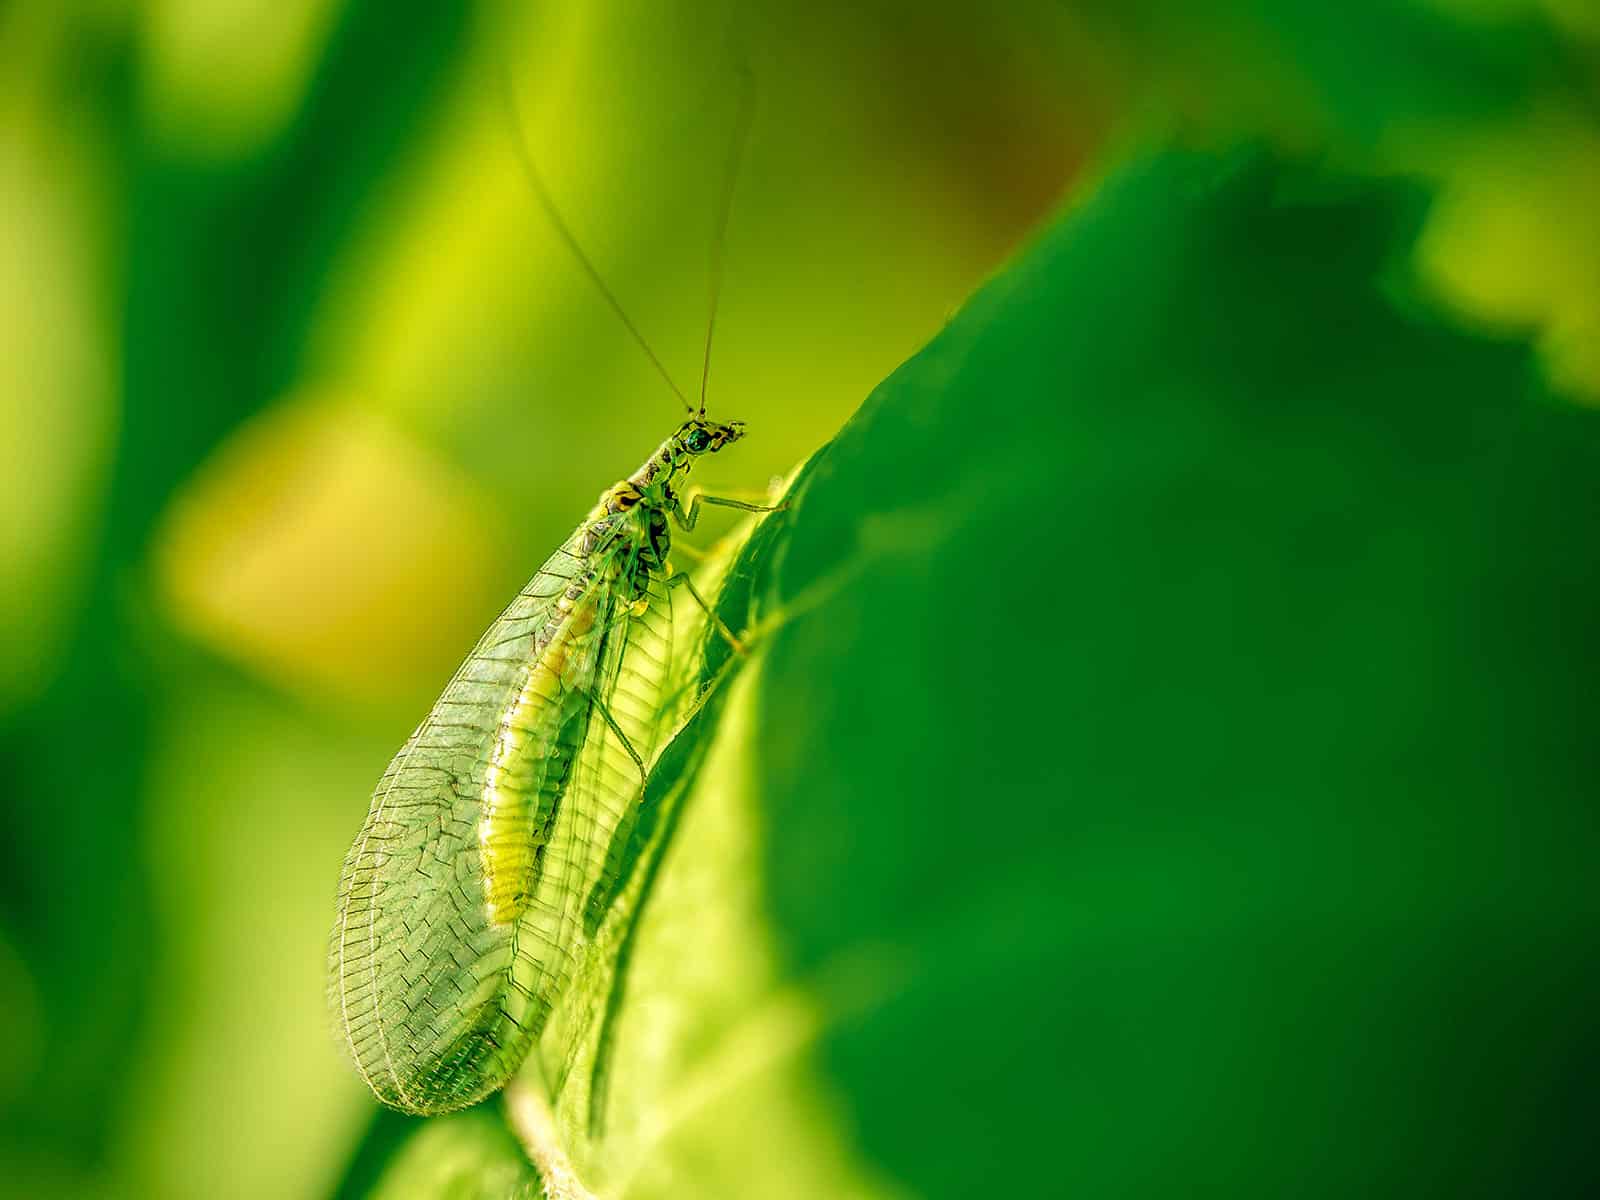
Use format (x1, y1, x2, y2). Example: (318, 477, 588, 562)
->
(745, 150, 1600, 1198)
(366, 1111, 537, 1200)
(2, 0, 1599, 1197)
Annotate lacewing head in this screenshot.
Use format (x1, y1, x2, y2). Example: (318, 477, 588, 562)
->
(674, 418, 746, 457)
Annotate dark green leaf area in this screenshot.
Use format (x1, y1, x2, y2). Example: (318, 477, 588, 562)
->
(755, 149, 1600, 1199)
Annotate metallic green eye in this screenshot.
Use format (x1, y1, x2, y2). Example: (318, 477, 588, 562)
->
(685, 428, 712, 453)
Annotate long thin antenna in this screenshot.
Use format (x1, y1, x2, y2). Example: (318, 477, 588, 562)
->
(698, 68, 755, 418)
(500, 59, 692, 414)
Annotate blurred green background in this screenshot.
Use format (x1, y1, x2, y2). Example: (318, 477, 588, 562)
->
(2, 1, 1599, 1197)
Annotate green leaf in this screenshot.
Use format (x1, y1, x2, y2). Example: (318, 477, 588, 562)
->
(362, 145, 1600, 1198)
(365, 1110, 537, 1200)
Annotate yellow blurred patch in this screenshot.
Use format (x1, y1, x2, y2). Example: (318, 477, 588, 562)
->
(0, 34, 117, 713)
(304, 9, 596, 430)
(154, 394, 509, 710)
(140, 0, 340, 156)
(1414, 112, 1600, 401)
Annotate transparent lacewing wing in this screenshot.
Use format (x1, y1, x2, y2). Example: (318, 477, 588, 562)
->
(331, 418, 754, 1113)
(329, 52, 768, 1115)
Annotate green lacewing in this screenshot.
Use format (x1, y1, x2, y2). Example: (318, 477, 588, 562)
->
(328, 66, 773, 1114)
